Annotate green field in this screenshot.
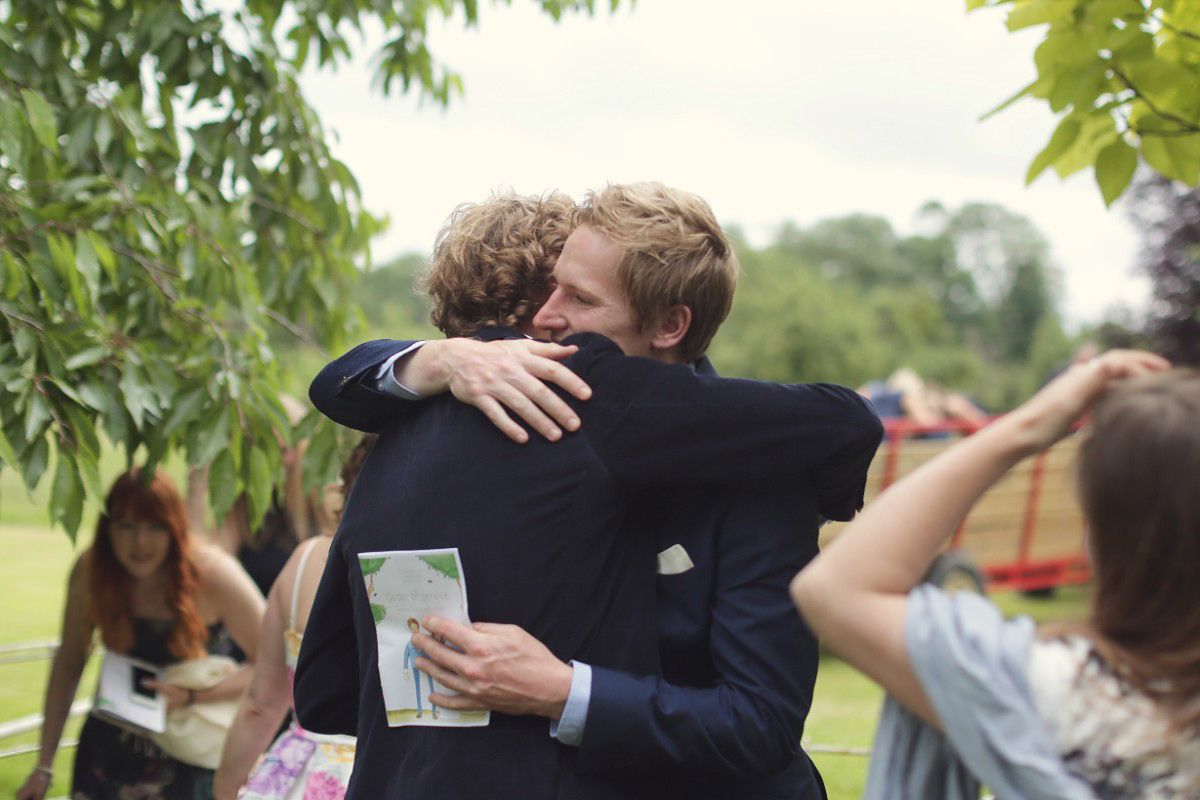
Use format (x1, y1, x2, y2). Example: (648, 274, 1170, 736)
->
(0, 466, 1090, 798)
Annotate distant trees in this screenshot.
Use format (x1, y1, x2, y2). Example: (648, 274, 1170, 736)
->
(1126, 173, 1200, 364)
(707, 202, 1069, 412)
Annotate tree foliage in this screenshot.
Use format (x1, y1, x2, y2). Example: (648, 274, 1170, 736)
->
(969, 0, 1200, 204)
(0, 0, 618, 538)
(1126, 173, 1200, 363)
(710, 203, 1068, 412)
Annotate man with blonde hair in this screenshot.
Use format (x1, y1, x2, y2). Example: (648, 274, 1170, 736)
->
(300, 185, 877, 799)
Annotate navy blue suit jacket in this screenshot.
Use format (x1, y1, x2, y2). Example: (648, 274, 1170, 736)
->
(575, 358, 830, 799)
(295, 330, 881, 799)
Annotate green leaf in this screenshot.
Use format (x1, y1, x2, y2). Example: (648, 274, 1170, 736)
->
(980, 78, 1039, 121)
(61, 402, 104, 501)
(418, 553, 460, 580)
(86, 232, 118, 286)
(120, 365, 159, 429)
(65, 345, 108, 370)
(244, 445, 273, 530)
(208, 448, 240, 524)
(1026, 115, 1082, 184)
(0, 424, 18, 469)
(1094, 138, 1138, 206)
(74, 230, 103, 303)
(1052, 111, 1116, 178)
(25, 392, 51, 441)
(359, 557, 386, 577)
(1140, 131, 1200, 185)
(48, 233, 90, 314)
(162, 384, 209, 436)
(94, 113, 113, 156)
(1006, 0, 1074, 31)
(191, 404, 233, 469)
(50, 449, 85, 540)
(21, 436, 50, 491)
(20, 89, 58, 154)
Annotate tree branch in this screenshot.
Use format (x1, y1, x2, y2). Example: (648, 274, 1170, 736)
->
(1109, 64, 1200, 134)
(264, 308, 328, 355)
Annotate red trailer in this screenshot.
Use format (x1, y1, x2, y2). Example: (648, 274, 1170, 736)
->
(819, 417, 1091, 594)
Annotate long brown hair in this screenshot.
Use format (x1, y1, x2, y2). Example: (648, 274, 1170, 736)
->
(88, 468, 209, 660)
(1073, 368, 1200, 732)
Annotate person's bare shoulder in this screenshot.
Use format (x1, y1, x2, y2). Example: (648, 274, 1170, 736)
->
(191, 540, 254, 596)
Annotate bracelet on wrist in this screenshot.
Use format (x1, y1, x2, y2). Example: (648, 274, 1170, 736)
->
(33, 765, 53, 781)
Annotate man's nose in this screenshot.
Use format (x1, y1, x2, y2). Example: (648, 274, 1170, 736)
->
(533, 290, 566, 329)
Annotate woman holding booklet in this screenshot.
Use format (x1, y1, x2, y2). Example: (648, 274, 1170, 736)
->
(16, 468, 264, 800)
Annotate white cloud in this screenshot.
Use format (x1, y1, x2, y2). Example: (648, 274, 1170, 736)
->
(300, 0, 1150, 328)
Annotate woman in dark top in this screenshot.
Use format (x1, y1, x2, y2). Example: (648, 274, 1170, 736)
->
(16, 468, 264, 800)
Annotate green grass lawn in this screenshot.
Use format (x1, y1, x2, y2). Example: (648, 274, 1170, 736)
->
(0, 466, 1091, 798)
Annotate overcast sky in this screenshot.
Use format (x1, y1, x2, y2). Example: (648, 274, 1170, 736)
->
(297, 0, 1151, 328)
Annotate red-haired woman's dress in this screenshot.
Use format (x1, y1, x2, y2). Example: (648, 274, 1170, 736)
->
(71, 619, 229, 800)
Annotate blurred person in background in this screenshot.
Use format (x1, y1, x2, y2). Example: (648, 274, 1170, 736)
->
(17, 468, 264, 800)
(793, 351, 1200, 798)
(213, 434, 377, 800)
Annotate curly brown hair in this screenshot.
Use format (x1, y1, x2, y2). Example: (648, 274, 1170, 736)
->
(420, 192, 577, 337)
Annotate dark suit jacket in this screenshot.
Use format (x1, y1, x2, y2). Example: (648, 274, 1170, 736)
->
(295, 330, 881, 800)
(582, 482, 826, 800)
(563, 359, 831, 800)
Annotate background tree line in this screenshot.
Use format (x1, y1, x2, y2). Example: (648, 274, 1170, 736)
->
(4, 0, 1197, 538)
(351, 188, 1193, 416)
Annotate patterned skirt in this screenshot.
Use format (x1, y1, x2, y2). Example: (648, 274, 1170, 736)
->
(240, 724, 355, 800)
(71, 714, 214, 800)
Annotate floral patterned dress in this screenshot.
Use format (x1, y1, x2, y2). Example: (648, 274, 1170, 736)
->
(1029, 634, 1200, 799)
(241, 540, 355, 800)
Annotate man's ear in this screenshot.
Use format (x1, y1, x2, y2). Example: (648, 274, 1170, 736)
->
(650, 305, 692, 355)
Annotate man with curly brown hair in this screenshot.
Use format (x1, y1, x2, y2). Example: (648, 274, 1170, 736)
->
(297, 187, 878, 799)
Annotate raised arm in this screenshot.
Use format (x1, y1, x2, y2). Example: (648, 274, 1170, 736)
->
(212, 593, 289, 799)
(309, 337, 590, 442)
(212, 541, 318, 799)
(293, 539, 360, 736)
(308, 339, 424, 433)
(16, 555, 95, 800)
(790, 350, 1170, 726)
(572, 335, 883, 520)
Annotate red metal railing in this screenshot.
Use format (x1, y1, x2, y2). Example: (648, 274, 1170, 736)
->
(842, 417, 1092, 593)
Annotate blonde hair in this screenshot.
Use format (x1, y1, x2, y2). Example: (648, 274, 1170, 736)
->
(577, 182, 738, 362)
(421, 192, 577, 337)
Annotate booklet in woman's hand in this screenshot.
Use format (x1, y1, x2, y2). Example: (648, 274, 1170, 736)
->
(93, 651, 167, 733)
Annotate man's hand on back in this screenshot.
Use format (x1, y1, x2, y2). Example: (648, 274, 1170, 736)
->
(413, 616, 573, 719)
(395, 339, 592, 444)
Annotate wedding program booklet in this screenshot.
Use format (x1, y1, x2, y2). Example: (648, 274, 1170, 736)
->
(358, 547, 489, 728)
(93, 651, 166, 733)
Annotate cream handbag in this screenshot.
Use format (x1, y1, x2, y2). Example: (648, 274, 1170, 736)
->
(147, 655, 240, 769)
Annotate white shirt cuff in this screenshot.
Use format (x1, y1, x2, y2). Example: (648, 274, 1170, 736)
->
(374, 341, 428, 400)
(549, 661, 591, 747)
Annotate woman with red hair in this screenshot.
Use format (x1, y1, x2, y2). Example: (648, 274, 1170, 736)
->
(16, 468, 265, 800)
